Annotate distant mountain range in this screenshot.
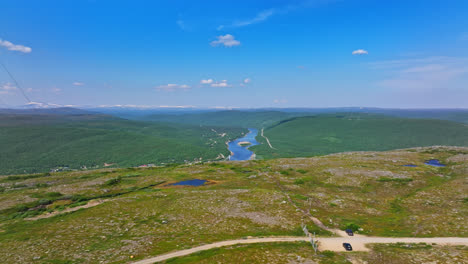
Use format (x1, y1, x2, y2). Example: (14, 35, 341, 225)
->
(3, 105, 468, 124)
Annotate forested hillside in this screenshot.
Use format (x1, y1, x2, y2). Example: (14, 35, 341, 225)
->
(0, 112, 244, 175)
(252, 114, 468, 159)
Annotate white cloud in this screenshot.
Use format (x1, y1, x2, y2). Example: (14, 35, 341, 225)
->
(210, 34, 240, 47)
(0, 39, 32, 53)
(232, 9, 275, 28)
(243, 78, 251, 84)
(52, 87, 62, 93)
(211, 83, 228, 87)
(402, 64, 447, 73)
(200, 79, 214, 84)
(217, 1, 336, 30)
(368, 56, 455, 69)
(1, 83, 16, 91)
(0, 83, 16, 95)
(210, 80, 231, 87)
(156, 84, 191, 91)
(374, 56, 468, 91)
(352, 49, 368, 55)
(217, 9, 274, 30)
(73, 82, 85, 86)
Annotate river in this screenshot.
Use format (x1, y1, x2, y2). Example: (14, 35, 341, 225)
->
(228, 128, 259, 161)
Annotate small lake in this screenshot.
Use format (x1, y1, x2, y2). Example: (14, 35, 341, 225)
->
(171, 179, 207, 186)
(424, 159, 446, 167)
(228, 128, 259, 161)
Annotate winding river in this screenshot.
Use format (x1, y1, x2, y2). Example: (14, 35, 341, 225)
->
(228, 128, 259, 161)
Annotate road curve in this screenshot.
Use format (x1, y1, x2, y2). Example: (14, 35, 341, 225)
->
(131, 237, 308, 264)
(131, 236, 468, 264)
(261, 128, 275, 149)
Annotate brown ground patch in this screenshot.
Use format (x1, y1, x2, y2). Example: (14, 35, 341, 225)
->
(25, 199, 104, 221)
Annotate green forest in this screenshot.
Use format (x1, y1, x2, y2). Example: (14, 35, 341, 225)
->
(252, 114, 468, 159)
(0, 113, 244, 175)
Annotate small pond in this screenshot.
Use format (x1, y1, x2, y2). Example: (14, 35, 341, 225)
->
(171, 179, 207, 186)
(424, 159, 446, 167)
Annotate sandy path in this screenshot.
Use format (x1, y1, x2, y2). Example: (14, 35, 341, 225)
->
(261, 128, 275, 149)
(131, 237, 309, 264)
(131, 236, 468, 264)
(317, 236, 468, 252)
(25, 200, 103, 220)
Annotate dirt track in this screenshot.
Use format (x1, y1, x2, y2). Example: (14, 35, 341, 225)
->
(261, 128, 275, 149)
(131, 236, 468, 264)
(25, 200, 103, 220)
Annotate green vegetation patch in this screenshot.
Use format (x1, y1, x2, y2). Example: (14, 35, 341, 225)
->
(252, 114, 468, 159)
(0, 113, 244, 175)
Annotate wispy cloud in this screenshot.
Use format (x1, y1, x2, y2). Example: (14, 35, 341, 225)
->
(1, 83, 16, 91)
(369, 56, 468, 69)
(374, 56, 468, 91)
(200, 79, 232, 87)
(352, 49, 368, 55)
(73, 82, 85, 86)
(52, 87, 62, 93)
(0, 83, 17, 95)
(217, 0, 337, 30)
(218, 8, 276, 30)
(156, 84, 191, 91)
(210, 80, 231, 87)
(0, 39, 32, 53)
(200, 79, 214, 84)
(402, 64, 447, 73)
(210, 34, 240, 47)
(240, 78, 251, 86)
(230, 9, 275, 29)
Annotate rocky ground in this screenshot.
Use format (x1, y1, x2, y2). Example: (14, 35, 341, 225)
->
(0, 146, 466, 263)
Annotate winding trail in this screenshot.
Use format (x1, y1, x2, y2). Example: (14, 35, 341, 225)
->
(131, 147, 468, 263)
(131, 236, 468, 264)
(261, 128, 276, 149)
(25, 200, 104, 221)
(130, 170, 468, 264)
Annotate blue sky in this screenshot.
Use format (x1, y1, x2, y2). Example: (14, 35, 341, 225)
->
(1, 0, 467, 108)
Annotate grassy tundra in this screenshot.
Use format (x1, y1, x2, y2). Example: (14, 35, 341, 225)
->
(0, 146, 466, 263)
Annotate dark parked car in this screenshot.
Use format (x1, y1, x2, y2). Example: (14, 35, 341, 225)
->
(345, 229, 354, 236)
(343, 243, 353, 251)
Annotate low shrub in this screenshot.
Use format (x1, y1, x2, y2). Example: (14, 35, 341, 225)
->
(104, 176, 122, 186)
